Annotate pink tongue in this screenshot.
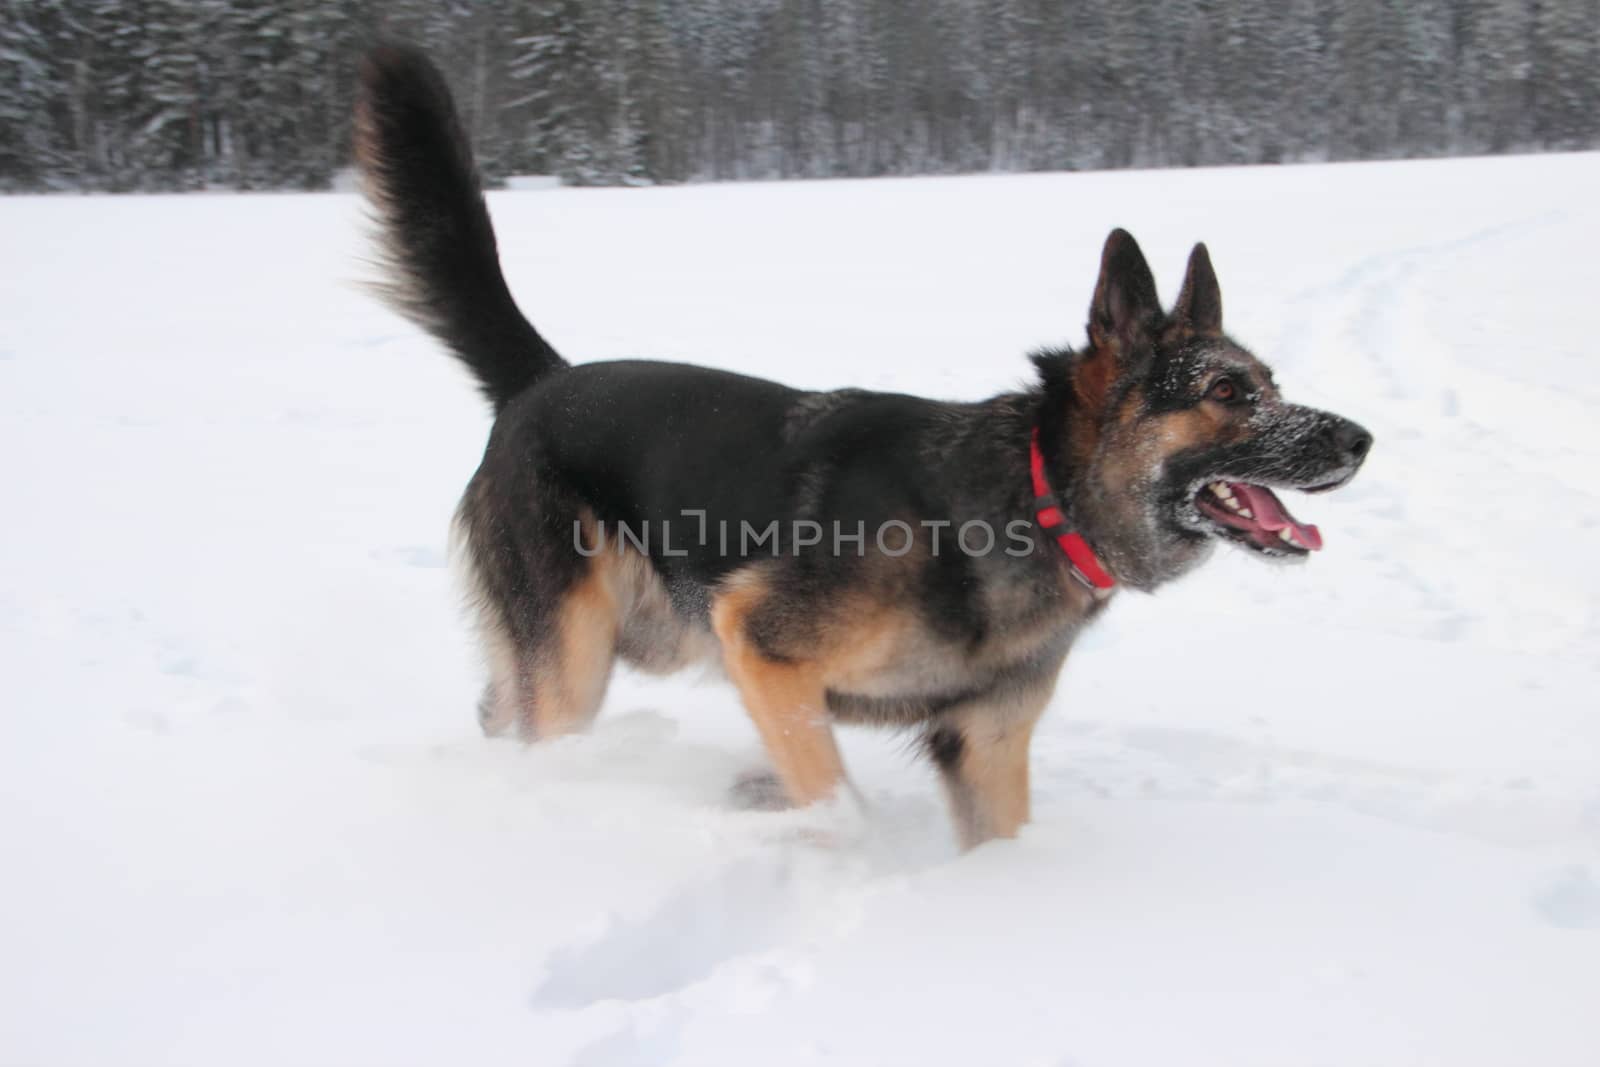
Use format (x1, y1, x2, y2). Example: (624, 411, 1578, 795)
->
(1230, 483, 1323, 550)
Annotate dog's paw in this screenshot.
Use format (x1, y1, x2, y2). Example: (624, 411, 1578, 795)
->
(729, 769, 792, 811)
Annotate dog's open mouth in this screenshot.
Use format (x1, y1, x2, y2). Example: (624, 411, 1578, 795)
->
(1194, 481, 1322, 555)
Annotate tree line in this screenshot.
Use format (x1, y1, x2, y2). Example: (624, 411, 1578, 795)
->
(2, 0, 1597, 192)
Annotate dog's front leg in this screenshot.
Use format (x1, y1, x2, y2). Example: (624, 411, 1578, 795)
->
(721, 649, 850, 807)
(928, 686, 1054, 850)
(711, 588, 850, 807)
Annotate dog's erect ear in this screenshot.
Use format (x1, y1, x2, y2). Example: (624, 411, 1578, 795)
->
(1088, 229, 1162, 353)
(1171, 242, 1222, 336)
(1075, 229, 1161, 413)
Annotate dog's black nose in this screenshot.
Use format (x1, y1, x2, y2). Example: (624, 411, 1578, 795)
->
(1332, 419, 1373, 464)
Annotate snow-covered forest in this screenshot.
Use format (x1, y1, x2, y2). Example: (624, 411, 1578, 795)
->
(4, 0, 1599, 191)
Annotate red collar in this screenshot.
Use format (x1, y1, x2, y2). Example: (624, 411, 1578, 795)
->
(1029, 429, 1116, 591)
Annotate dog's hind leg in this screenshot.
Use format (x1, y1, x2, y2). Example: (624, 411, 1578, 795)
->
(926, 682, 1056, 850)
(457, 502, 619, 741)
(459, 539, 527, 739)
(519, 560, 620, 739)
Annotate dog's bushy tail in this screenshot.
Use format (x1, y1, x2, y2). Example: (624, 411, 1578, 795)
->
(354, 44, 565, 411)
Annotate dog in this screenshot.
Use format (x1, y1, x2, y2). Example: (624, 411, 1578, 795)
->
(353, 46, 1373, 849)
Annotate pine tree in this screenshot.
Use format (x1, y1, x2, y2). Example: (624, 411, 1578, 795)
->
(130, 0, 206, 187)
(1466, 0, 1538, 153)
(1530, 0, 1600, 150)
(0, 0, 72, 188)
(509, 0, 610, 184)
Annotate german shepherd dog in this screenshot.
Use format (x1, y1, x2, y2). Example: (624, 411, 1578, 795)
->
(354, 47, 1372, 849)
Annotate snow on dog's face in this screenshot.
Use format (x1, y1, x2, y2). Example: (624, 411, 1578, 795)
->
(1040, 230, 1373, 591)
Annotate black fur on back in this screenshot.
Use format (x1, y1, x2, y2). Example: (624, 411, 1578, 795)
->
(353, 44, 565, 411)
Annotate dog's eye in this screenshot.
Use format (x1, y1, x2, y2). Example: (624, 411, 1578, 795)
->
(1208, 377, 1239, 403)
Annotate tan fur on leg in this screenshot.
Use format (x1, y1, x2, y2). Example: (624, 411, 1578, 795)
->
(936, 686, 1053, 849)
(525, 558, 620, 739)
(711, 580, 849, 807)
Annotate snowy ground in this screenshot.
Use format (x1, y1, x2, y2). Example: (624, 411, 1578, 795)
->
(2, 153, 1598, 1066)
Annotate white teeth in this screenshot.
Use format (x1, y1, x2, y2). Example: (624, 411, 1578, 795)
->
(1213, 482, 1234, 499)
(1279, 528, 1295, 544)
(1238, 508, 1253, 519)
